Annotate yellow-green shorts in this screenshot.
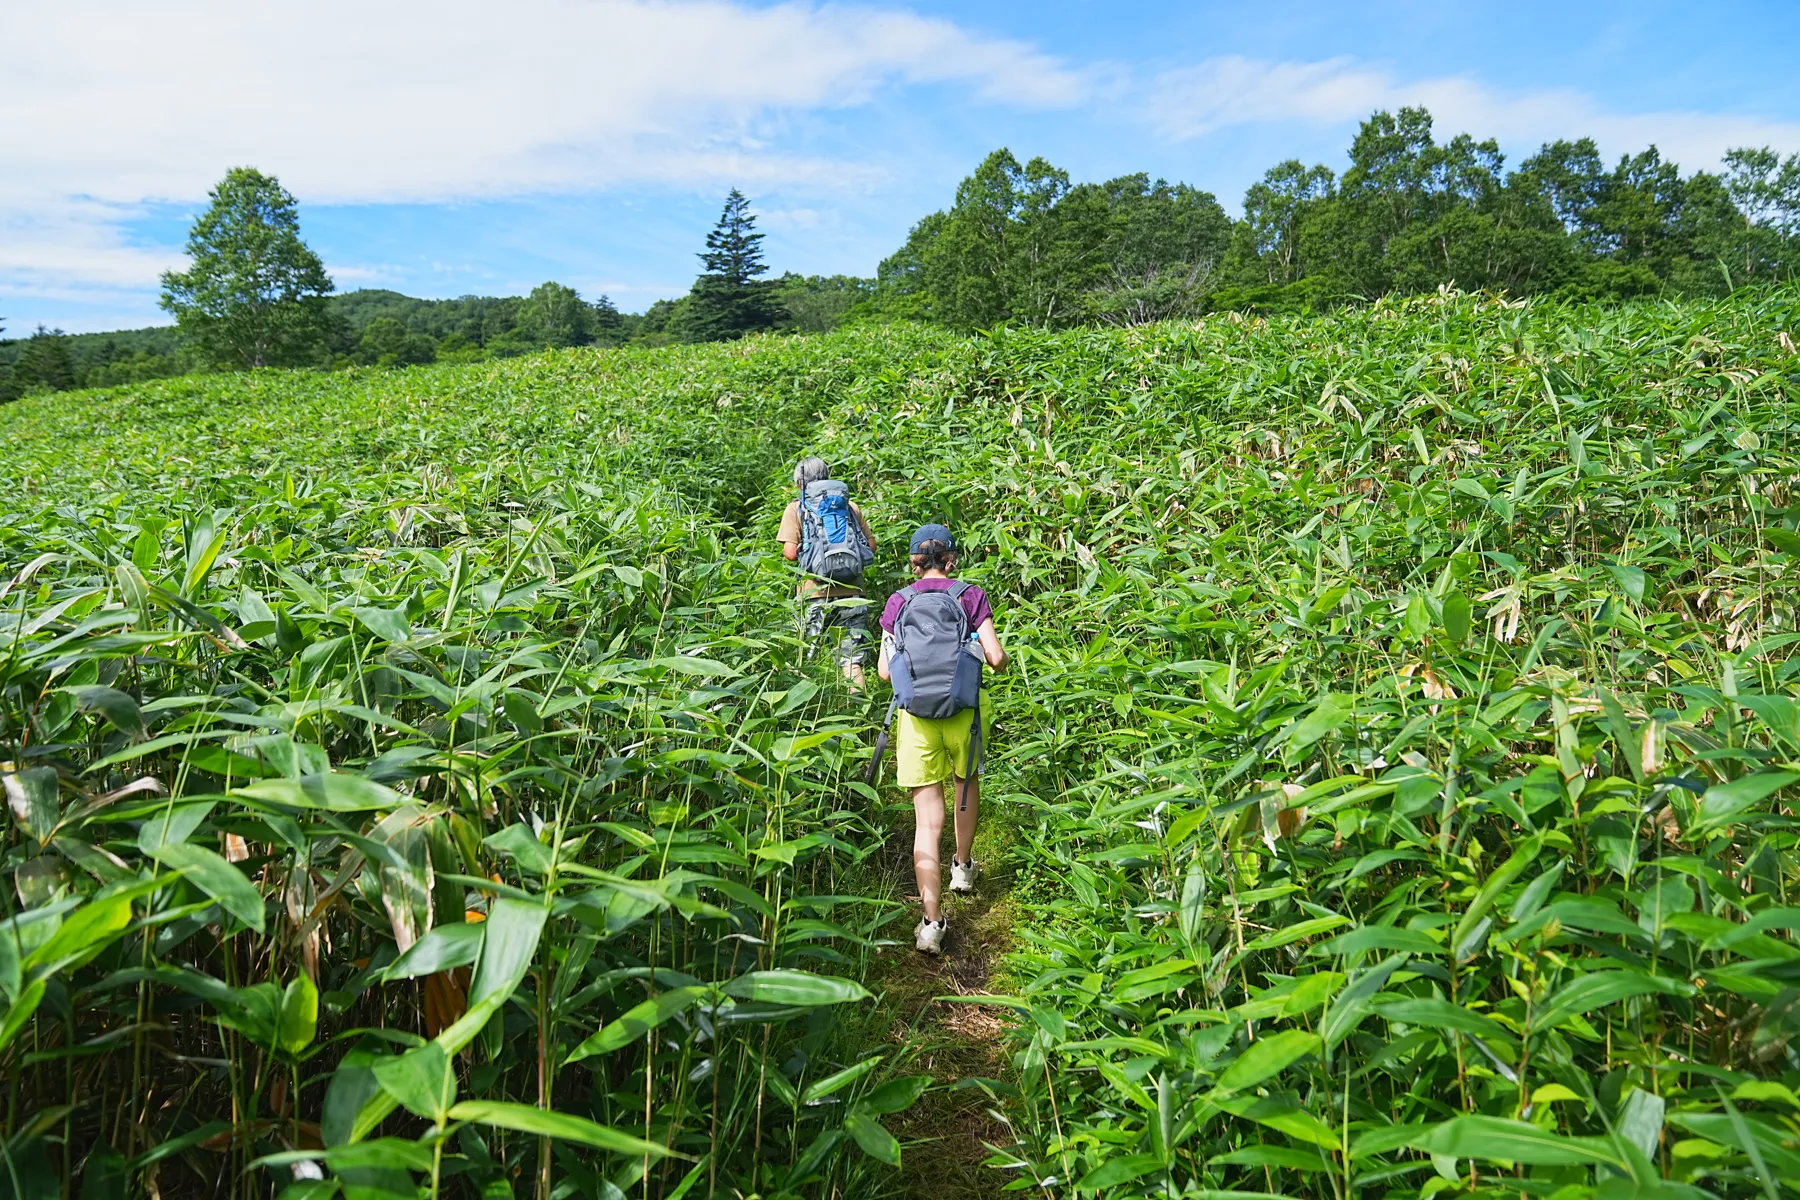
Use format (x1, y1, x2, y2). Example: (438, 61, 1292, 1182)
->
(895, 693, 994, 788)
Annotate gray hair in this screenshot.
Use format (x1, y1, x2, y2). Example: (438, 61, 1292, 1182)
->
(793, 456, 830, 487)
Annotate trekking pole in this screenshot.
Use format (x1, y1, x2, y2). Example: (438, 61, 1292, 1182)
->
(864, 696, 898, 786)
(958, 690, 983, 813)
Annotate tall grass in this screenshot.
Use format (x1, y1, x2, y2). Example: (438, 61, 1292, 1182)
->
(0, 331, 953, 1198)
(825, 289, 1800, 1196)
(1, 289, 1797, 1198)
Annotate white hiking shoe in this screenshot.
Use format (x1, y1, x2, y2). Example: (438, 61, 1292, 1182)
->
(949, 858, 982, 894)
(914, 918, 947, 956)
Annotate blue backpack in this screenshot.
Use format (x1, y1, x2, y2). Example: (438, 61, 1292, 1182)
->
(799, 480, 874, 583)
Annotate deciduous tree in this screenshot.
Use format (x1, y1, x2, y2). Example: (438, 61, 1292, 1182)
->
(160, 168, 334, 369)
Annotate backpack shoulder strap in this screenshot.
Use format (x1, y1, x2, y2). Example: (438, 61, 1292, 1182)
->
(947, 580, 971, 599)
(889, 585, 920, 649)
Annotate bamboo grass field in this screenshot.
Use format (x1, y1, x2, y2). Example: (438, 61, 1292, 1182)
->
(1, 287, 1798, 1199)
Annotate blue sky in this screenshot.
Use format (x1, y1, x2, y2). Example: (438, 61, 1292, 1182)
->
(4, 0, 1798, 333)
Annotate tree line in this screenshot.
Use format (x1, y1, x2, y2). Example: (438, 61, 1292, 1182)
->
(4, 105, 1796, 400)
(866, 107, 1800, 329)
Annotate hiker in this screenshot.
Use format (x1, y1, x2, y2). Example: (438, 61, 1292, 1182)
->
(877, 523, 1006, 956)
(779, 457, 877, 688)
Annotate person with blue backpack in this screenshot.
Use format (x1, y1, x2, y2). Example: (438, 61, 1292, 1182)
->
(779, 457, 878, 688)
(875, 523, 1007, 956)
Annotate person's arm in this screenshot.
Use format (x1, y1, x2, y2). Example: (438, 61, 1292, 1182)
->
(877, 632, 894, 682)
(778, 503, 801, 561)
(856, 507, 876, 552)
(976, 619, 1007, 672)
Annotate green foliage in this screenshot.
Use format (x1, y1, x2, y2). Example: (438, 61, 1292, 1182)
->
(0, 325, 77, 400)
(4, 251, 1798, 1199)
(355, 316, 437, 367)
(160, 167, 335, 369)
(0, 326, 955, 1196)
(517, 281, 611, 349)
(778, 273, 874, 333)
(877, 150, 1231, 329)
(809, 284, 1800, 1197)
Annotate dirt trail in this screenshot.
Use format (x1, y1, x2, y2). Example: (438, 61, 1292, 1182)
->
(866, 823, 1020, 1198)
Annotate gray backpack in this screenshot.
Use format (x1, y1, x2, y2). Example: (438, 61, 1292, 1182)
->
(798, 480, 874, 583)
(888, 582, 983, 720)
(872, 582, 986, 810)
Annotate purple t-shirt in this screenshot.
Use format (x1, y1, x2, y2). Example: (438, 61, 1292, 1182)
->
(880, 578, 993, 634)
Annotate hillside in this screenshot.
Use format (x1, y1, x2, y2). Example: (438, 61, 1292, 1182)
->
(0, 290, 1797, 1198)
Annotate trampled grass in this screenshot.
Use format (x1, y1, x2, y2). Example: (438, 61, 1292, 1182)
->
(1, 290, 1797, 1199)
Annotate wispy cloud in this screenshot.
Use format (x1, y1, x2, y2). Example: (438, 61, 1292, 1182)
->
(1148, 56, 1800, 172)
(1, 0, 1086, 209)
(0, 0, 1088, 322)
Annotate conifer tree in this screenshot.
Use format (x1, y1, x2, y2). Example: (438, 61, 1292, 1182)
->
(681, 190, 781, 342)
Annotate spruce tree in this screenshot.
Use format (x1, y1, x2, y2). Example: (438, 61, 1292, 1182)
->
(681, 190, 781, 342)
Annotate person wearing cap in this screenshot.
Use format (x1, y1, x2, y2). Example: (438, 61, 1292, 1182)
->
(877, 523, 1007, 956)
(778, 457, 878, 688)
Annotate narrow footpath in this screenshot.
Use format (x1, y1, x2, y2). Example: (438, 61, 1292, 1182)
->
(867, 818, 1022, 1198)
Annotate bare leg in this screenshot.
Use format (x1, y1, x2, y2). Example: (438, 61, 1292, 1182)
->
(912, 783, 946, 921)
(843, 661, 866, 691)
(952, 772, 980, 865)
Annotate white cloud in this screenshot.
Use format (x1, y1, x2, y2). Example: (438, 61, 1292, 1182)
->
(0, 0, 1084, 209)
(1149, 56, 1800, 172)
(0, 0, 1085, 314)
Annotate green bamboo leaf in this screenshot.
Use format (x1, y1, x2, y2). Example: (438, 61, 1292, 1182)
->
(1372, 996, 1508, 1039)
(234, 773, 403, 812)
(565, 987, 708, 1064)
(1451, 833, 1540, 959)
(1532, 969, 1692, 1032)
(1441, 591, 1472, 644)
(1696, 771, 1800, 831)
(1241, 915, 1349, 952)
(182, 514, 226, 598)
(1281, 694, 1354, 755)
(1607, 562, 1648, 603)
(484, 822, 552, 874)
(1077, 1152, 1163, 1191)
(147, 842, 266, 933)
(1601, 689, 1644, 783)
(723, 969, 870, 1006)
(1313, 926, 1441, 959)
(1413, 1115, 1622, 1167)
(1322, 953, 1407, 1049)
(277, 973, 319, 1056)
(1215, 1094, 1339, 1148)
(843, 1110, 901, 1167)
(3, 767, 61, 846)
(449, 1101, 681, 1158)
(652, 656, 738, 678)
(0, 980, 46, 1055)
(1209, 1145, 1332, 1173)
(859, 1074, 931, 1115)
(374, 1042, 455, 1122)
(800, 1054, 884, 1104)
(1215, 1030, 1321, 1093)
(382, 922, 484, 982)
(70, 686, 146, 740)
(350, 606, 412, 643)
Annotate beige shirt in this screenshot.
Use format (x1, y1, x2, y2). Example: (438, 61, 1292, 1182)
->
(778, 499, 876, 599)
